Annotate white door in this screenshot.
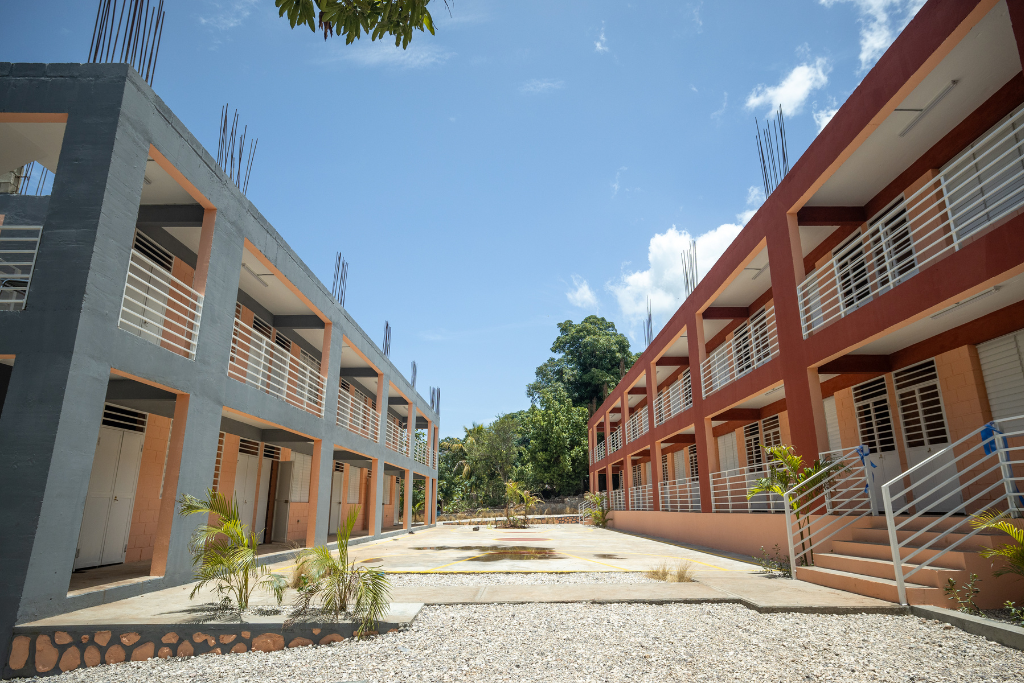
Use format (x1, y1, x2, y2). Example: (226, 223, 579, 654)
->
(329, 470, 343, 534)
(233, 453, 260, 531)
(894, 361, 962, 514)
(823, 396, 842, 452)
(253, 456, 273, 542)
(75, 427, 144, 569)
(853, 377, 905, 512)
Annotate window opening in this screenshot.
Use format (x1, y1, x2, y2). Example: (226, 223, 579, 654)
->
(852, 377, 896, 454)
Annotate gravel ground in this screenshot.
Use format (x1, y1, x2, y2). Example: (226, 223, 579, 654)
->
(386, 572, 654, 586)
(37, 603, 1024, 683)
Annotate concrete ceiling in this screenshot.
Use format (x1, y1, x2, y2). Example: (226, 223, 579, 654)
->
(807, 1, 1020, 207)
(0, 122, 65, 176)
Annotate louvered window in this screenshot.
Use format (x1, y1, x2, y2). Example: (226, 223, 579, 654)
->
(252, 314, 273, 340)
(977, 330, 1024, 420)
(132, 230, 173, 272)
(688, 444, 699, 479)
(348, 467, 361, 502)
(853, 377, 896, 454)
(744, 422, 762, 466)
(661, 454, 670, 482)
(834, 232, 872, 312)
(290, 453, 312, 503)
(894, 359, 948, 448)
(867, 196, 917, 293)
(262, 443, 282, 461)
(238, 437, 261, 457)
(212, 432, 225, 491)
(632, 463, 643, 486)
(101, 404, 148, 432)
(761, 414, 782, 449)
(717, 432, 739, 471)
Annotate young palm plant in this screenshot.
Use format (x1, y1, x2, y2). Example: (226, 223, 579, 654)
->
(970, 509, 1024, 578)
(177, 489, 287, 612)
(746, 446, 830, 566)
(291, 507, 391, 635)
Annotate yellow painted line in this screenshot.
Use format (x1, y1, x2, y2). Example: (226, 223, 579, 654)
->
(557, 552, 631, 571)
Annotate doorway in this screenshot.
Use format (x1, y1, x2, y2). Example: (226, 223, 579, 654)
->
(853, 377, 905, 512)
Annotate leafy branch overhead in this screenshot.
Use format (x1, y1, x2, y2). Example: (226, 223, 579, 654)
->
(275, 0, 444, 48)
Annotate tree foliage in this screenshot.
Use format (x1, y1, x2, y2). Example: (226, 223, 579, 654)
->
(527, 315, 637, 410)
(522, 386, 589, 496)
(275, 0, 442, 48)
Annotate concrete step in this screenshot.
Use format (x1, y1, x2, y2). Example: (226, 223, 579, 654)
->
(796, 566, 947, 606)
(852, 526, 1001, 550)
(813, 552, 966, 588)
(863, 514, 975, 533)
(830, 540, 967, 569)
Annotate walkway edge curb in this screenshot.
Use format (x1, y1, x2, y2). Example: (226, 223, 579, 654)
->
(910, 605, 1024, 651)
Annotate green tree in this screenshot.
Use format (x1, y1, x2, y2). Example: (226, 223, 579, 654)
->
(275, 0, 444, 48)
(527, 315, 637, 410)
(522, 386, 589, 496)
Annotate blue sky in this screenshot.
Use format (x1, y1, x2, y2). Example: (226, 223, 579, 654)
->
(1, 0, 926, 437)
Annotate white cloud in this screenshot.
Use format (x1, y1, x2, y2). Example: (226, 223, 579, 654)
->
(746, 185, 764, 206)
(820, 0, 926, 72)
(319, 40, 454, 69)
(611, 167, 627, 196)
(710, 92, 728, 120)
(607, 211, 754, 323)
(567, 275, 598, 309)
(689, 2, 704, 32)
(520, 78, 565, 94)
(746, 57, 831, 117)
(198, 0, 258, 30)
(813, 98, 840, 132)
(595, 23, 609, 53)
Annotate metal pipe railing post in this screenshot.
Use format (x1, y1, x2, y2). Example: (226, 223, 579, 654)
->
(882, 480, 907, 605)
(783, 493, 798, 579)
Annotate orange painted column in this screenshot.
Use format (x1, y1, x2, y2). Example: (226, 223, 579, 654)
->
(191, 209, 217, 295)
(305, 438, 324, 548)
(621, 397, 632, 511)
(604, 461, 613, 508)
(766, 213, 830, 461)
(150, 393, 190, 576)
(646, 362, 662, 511)
(403, 468, 412, 530)
(366, 456, 381, 536)
(689, 311, 715, 513)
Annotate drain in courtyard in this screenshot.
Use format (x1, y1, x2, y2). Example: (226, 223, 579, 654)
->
(410, 545, 564, 562)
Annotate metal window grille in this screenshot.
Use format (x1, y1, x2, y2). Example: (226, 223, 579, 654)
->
(0, 225, 42, 311)
(101, 404, 148, 433)
(744, 422, 762, 466)
(853, 377, 896, 454)
(761, 414, 782, 449)
(688, 444, 699, 479)
(262, 443, 282, 461)
(893, 359, 949, 448)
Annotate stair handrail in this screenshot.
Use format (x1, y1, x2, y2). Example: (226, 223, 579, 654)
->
(882, 414, 1024, 605)
(783, 445, 873, 575)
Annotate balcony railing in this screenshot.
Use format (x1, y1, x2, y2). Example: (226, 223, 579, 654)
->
(337, 379, 380, 442)
(607, 425, 623, 454)
(610, 488, 625, 511)
(590, 440, 605, 465)
(798, 105, 1024, 337)
(710, 462, 785, 512)
(228, 318, 325, 416)
(629, 484, 653, 510)
(701, 306, 778, 396)
(625, 406, 649, 443)
(414, 434, 429, 465)
(385, 414, 409, 456)
(659, 476, 701, 512)
(654, 369, 692, 426)
(119, 245, 203, 360)
(0, 225, 41, 311)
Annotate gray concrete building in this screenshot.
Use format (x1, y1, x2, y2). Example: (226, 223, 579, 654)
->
(0, 63, 439, 667)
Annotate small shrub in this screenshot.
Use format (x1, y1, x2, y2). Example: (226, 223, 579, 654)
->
(1003, 601, 1024, 627)
(755, 544, 791, 578)
(583, 492, 609, 528)
(645, 560, 695, 583)
(944, 574, 982, 615)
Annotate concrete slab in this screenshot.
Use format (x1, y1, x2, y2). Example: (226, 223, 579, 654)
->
(388, 583, 727, 605)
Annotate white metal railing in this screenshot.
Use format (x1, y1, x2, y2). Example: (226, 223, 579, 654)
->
(0, 225, 41, 311)
(659, 476, 701, 512)
(607, 425, 623, 454)
(414, 435, 428, 465)
(119, 247, 203, 360)
(385, 414, 409, 456)
(701, 306, 778, 396)
(883, 415, 1024, 605)
(610, 488, 625, 511)
(711, 461, 786, 512)
(337, 379, 380, 442)
(578, 492, 608, 523)
(228, 317, 325, 416)
(798, 105, 1024, 337)
(783, 446, 873, 572)
(654, 369, 692, 426)
(590, 440, 606, 465)
(626, 406, 649, 443)
(629, 484, 653, 511)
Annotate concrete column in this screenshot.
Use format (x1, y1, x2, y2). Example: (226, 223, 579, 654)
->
(605, 461, 613, 508)
(766, 213, 830, 461)
(306, 438, 336, 548)
(367, 457, 383, 536)
(376, 376, 389, 444)
(689, 315, 715, 513)
(646, 362, 662, 511)
(340, 464, 350, 526)
(403, 468, 412, 529)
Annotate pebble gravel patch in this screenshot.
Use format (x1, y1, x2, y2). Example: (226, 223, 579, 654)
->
(386, 572, 653, 586)
(34, 603, 1024, 683)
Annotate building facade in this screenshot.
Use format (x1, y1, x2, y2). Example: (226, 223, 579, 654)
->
(0, 62, 439, 665)
(588, 0, 1024, 607)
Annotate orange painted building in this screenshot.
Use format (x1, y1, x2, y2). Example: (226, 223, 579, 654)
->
(588, 0, 1024, 608)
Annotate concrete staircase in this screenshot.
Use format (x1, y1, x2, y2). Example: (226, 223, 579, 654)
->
(795, 515, 1004, 606)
